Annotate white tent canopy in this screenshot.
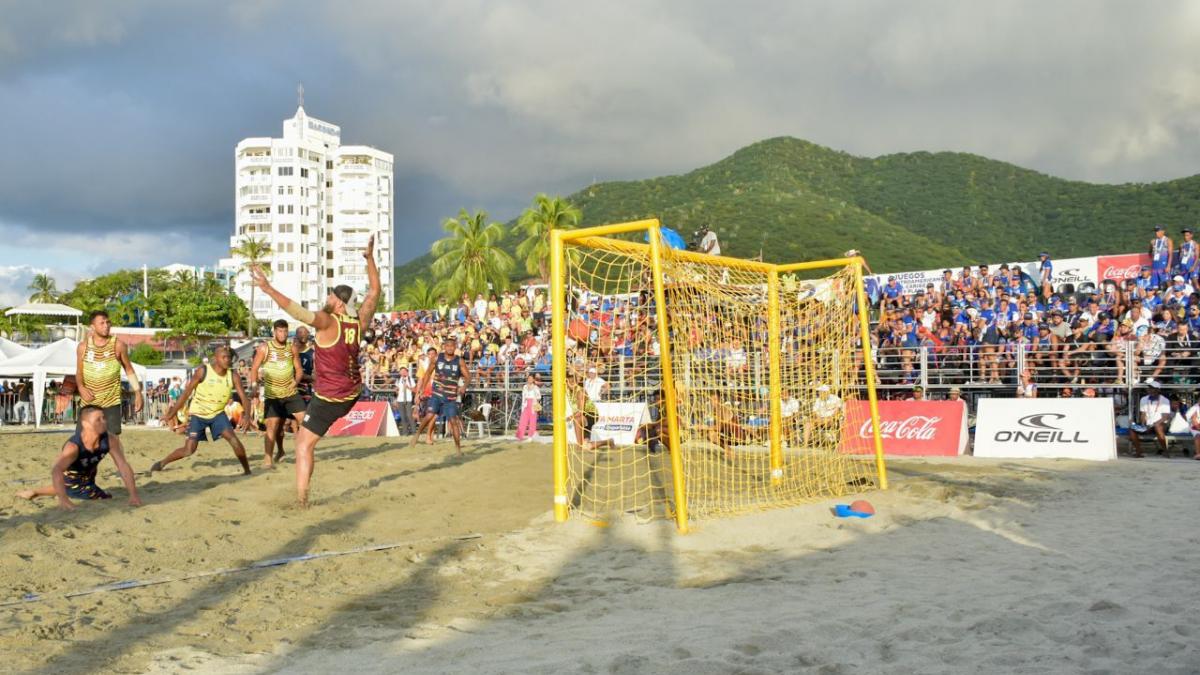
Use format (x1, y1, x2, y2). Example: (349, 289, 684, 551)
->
(0, 338, 147, 428)
(4, 303, 83, 318)
(0, 336, 29, 362)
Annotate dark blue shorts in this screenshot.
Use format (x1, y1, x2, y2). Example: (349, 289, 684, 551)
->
(64, 471, 111, 500)
(427, 395, 460, 420)
(187, 412, 233, 442)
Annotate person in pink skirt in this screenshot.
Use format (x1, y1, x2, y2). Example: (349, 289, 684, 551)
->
(517, 373, 541, 441)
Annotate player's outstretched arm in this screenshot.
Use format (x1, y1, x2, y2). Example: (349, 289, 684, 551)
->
(358, 235, 382, 330)
(75, 340, 93, 403)
(250, 266, 334, 331)
(248, 343, 267, 399)
(50, 441, 81, 511)
(162, 366, 204, 427)
(107, 442, 142, 506)
(232, 372, 252, 432)
(115, 340, 144, 413)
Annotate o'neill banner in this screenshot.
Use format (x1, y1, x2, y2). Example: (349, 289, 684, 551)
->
(841, 400, 968, 456)
(973, 398, 1116, 460)
(591, 402, 650, 445)
(327, 401, 400, 438)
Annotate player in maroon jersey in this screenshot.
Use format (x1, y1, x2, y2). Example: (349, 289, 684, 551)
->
(250, 235, 381, 506)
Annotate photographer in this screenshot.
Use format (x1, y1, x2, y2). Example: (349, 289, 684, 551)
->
(696, 225, 720, 255)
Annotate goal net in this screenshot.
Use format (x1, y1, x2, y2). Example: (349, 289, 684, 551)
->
(551, 220, 886, 532)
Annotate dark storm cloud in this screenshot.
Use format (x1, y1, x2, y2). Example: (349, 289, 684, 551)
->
(0, 0, 1198, 295)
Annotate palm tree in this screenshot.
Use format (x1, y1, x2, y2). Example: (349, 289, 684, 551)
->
(231, 237, 273, 336)
(397, 278, 440, 310)
(27, 273, 58, 303)
(516, 194, 581, 281)
(430, 209, 513, 298)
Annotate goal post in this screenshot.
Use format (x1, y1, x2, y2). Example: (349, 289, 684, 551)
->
(551, 219, 886, 532)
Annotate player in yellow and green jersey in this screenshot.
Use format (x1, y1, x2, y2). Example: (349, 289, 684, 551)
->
(151, 346, 252, 475)
(75, 310, 143, 460)
(249, 319, 306, 469)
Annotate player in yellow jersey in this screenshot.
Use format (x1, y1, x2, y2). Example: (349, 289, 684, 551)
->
(150, 346, 252, 475)
(75, 310, 143, 456)
(249, 319, 306, 469)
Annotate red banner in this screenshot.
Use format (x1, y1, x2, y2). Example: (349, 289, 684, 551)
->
(327, 401, 395, 437)
(841, 400, 967, 456)
(1097, 253, 1150, 284)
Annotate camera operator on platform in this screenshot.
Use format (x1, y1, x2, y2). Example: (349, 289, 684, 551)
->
(697, 225, 720, 256)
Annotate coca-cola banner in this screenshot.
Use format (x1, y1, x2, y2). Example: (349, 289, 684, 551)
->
(840, 400, 968, 456)
(1096, 253, 1151, 285)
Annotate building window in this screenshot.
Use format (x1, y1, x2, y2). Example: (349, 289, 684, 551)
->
(286, 205, 294, 214)
(326, 160, 333, 169)
(276, 205, 284, 214)
(287, 186, 294, 195)
(301, 225, 309, 235)
(278, 166, 293, 176)
(326, 215, 333, 224)
(326, 269, 334, 278)
(300, 168, 309, 178)
(277, 186, 284, 195)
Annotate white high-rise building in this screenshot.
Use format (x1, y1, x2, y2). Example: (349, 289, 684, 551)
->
(219, 103, 393, 327)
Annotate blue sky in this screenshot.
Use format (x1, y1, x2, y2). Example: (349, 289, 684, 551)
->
(1, 1, 1198, 304)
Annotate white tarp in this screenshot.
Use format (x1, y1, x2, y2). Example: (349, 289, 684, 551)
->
(0, 338, 147, 428)
(0, 337, 30, 362)
(973, 398, 1117, 461)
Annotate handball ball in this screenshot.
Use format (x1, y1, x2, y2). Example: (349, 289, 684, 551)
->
(850, 499, 875, 515)
(362, 328, 376, 344)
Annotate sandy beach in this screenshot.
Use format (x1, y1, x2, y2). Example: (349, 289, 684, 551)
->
(2, 427, 1199, 674)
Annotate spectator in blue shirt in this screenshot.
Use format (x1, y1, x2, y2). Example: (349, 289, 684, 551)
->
(1038, 252, 1053, 298)
(1177, 227, 1198, 282)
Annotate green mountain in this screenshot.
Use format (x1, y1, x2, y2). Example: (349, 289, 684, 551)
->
(395, 137, 1200, 290)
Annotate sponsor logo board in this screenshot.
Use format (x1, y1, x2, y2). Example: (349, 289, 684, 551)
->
(973, 398, 1115, 460)
(841, 400, 967, 456)
(591, 402, 650, 445)
(327, 401, 400, 437)
(1097, 253, 1151, 284)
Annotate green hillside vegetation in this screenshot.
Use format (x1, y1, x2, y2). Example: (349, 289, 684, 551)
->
(395, 137, 1200, 290)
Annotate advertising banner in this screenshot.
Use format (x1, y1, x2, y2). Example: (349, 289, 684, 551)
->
(591, 402, 650, 445)
(1097, 253, 1152, 285)
(327, 401, 400, 437)
(973, 398, 1116, 460)
(1012, 256, 1099, 296)
(841, 399, 968, 456)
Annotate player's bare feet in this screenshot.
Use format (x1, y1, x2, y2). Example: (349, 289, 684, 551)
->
(15, 489, 35, 501)
(149, 461, 163, 474)
(273, 449, 285, 462)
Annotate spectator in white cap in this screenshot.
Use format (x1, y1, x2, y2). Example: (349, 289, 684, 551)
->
(804, 384, 842, 446)
(1128, 379, 1171, 458)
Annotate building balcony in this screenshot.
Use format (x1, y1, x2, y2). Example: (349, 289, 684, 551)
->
(238, 156, 272, 167)
(239, 212, 271, 222)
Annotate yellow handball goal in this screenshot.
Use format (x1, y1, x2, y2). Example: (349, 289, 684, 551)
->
(551, 219, 886, 532)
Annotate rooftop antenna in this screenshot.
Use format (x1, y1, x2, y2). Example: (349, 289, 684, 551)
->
(297, 81, 305, 108)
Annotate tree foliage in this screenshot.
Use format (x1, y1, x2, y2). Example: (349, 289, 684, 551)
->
(515, 194, 581, 281)
(230, 237, 273, 336)
(129, 342, 164, 365)
(59, 268, 247, 338)
(430, 209, 513, 297)
(396, 277, 440, 310)
(396, 136, 1200, 279)
(27, 273, 59, 303)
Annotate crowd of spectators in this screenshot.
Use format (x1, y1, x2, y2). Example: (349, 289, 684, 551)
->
(872, 231, 1200, 395)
